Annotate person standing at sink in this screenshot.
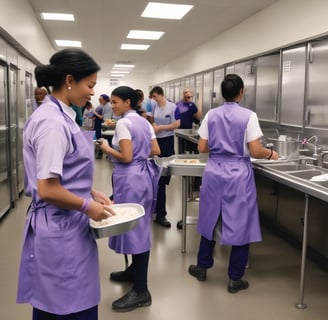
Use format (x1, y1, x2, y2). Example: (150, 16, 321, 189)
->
(148, 86, 181, 228)
(189, 74, 278, 293)
(175, 88, 201, 154)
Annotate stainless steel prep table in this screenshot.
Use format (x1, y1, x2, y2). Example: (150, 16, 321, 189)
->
(166, 155, 205, 253)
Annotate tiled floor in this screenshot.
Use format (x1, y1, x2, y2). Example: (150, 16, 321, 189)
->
(1, 158, 327, 320)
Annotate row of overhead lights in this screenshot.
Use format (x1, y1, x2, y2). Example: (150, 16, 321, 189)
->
(40, 2, 194, 78)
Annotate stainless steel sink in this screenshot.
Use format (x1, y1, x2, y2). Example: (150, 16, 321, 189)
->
(288, 169, 326, 180)
(264, 163, 313, 171)
(313, 180, 328, 188)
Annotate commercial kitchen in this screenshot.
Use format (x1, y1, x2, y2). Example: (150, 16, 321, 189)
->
(0, 1, 328, 319)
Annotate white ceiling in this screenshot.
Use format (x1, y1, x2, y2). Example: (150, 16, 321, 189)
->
(28, 0, 277, 79)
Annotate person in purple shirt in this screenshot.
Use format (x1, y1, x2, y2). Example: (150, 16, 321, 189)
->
(175, 88, 201, 154)
(176, 88, 201, 128)
(17, 49, 115, 320)
(188, 74, 278, 293)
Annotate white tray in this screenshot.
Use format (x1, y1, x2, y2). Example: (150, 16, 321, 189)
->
(90, 203, 145, 238)
(169, 158, 206, 166)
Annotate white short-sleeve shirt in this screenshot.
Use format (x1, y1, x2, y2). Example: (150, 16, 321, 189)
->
(198, 111, 263, 156)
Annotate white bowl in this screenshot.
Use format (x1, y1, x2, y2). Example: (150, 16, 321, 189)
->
(90, 203, 145, 238)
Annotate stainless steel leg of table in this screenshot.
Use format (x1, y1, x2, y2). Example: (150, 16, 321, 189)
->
(181, 176, 188, 253)
(295, 193, 309, 309)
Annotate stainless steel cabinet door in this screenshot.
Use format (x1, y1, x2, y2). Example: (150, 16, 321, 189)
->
(202, 71, 213, 116)
(8, 66, 18, 201)
(306, 39, 328, 128)
(235, 60, 257, 111)
(0, 62, 11, 218)
(256, 54, 280, 121)
(212, 68, 224, 108)
(280, 46, 306, 126)
(195, 74, 203, 116)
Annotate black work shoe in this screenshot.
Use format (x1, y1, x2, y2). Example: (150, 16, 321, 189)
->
(110, 270, 134, 282)
(188, 265, 207, 281)
(177, 220, 183, 230)
(155, 216, 171, 228)
(228, 279, 249, 293)
(112, 289, 152, 312)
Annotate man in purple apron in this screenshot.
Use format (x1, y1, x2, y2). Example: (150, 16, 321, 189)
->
(189, 74, 278, 293)
(17, 49, 113, 320)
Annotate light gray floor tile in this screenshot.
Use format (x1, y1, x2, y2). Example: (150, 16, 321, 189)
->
(1, 158, 327, 320)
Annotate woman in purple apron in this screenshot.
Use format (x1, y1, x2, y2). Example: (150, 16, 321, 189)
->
(99, 86, 161, 312)
(188, 74, 278, 293)
(17, 49, 114, 320)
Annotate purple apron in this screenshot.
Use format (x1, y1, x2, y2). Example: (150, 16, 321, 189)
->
(109, 112, 161, 254)
(197, 103, 262, 245)
(17, 97, 100, 314)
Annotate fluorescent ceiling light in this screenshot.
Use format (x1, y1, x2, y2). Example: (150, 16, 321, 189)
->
(110, 70, 130, 74)
(113, 64, 135, 69)
(127, 30, 164, 40)
(121, 44, 150, 50)
(55, 40, 82, 47)
(110, 74, 125, 77)
(141, 2, 193, 20)
(41, 13, 75, 21)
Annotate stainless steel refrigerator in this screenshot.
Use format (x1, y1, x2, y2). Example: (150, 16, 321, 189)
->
(0, 61, 12, 218)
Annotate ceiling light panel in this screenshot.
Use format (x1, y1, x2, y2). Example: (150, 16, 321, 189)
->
(141, 2, 193, 20)
(113, 64, 135, 68)
(110, 70, 130, 74)
(127, 30, 164, 40)
(120, 44, 150, 50)
(55, 40, 82, 47)
(41, 13, 75, 21)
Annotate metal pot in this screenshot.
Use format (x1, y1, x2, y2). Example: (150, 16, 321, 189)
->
(267, 138, 301, 158)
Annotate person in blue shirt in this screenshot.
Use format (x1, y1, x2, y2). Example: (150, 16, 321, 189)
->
(176, 89, 201, 129)
(148, 86, 181, 228)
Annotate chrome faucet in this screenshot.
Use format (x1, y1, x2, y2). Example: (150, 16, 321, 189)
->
(274, 129, 280, 138)
(302, 136, 319, 157)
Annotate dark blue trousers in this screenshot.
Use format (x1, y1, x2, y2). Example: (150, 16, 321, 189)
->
(33, 305, 98, 320)
(155, 136, 175, 218)
(197, 236, 249, 280)
(126, 251, 150, 293)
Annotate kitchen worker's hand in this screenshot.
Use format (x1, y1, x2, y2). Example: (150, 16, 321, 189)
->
(271, 150, 279, 160)
(92, 189, 112, 205)
(97, 139, 111, 154)
(152, 123, 161, 133)
(86, 200, 116, 221)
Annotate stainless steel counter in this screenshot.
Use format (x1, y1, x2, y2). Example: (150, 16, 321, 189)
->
(252, 160, 328, 202)
(173, 129, 328, 309)
(252, 160, 328, 309)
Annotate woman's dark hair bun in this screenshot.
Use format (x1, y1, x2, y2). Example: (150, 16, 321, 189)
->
(34, 49, 100, 91)
(35, 64, 56, 88)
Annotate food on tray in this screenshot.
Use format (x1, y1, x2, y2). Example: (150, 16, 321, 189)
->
(90, 206, 140, 227)
(104, 119, 116, 126)
(174, 159, 200, 164)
